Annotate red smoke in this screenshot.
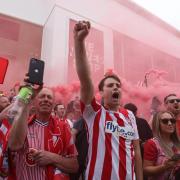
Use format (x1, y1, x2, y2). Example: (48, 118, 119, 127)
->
(51, 81, 80, 105)
(49, 68, 180, 121)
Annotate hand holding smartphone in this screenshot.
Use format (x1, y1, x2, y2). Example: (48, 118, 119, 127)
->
(27, 58, 44, 85)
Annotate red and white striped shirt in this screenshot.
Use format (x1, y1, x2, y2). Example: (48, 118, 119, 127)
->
(12, 116, 77, 180)
(81, 98, 139, 180)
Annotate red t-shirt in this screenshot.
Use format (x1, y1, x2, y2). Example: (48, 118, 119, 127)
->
(144, 139, 158, 162)
(9, 115, 77, 180)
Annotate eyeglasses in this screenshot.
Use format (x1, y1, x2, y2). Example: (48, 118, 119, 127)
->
(161, 118, 176, 125)
(167, 99, 180, 104)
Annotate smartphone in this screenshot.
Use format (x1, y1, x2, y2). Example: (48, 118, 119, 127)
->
(171, 154, 180, 161)
(27, 58, 44, 85)
(0, 57, 9, 84)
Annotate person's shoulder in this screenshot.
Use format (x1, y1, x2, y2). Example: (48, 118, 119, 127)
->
(126, 109, 136, 121)
(55, 119, 72, 134)
(145, 138, 160, 148)
(119, 108, 132, 117)
(74, 117, 84, 125)
(144, 138, 158, 161)
(51, 116, 67, 128)
(146, 138, 156, 144)
(56, 118, 67, 126)
(136, 117, 151, 126)
(144, 138, 157, 151)
(136, 117, 148, 124)
(136, 117, 147, 121)
(83, 97, 102, 111)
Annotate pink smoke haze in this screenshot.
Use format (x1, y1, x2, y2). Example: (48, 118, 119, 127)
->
(120, 69, 180, 119)
(48, 68, 180, 121)
(1, 6, 180, 122)
(51, 81, 80, 105)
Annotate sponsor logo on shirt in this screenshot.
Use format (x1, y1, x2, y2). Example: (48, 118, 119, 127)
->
(105, 121, 135, 140)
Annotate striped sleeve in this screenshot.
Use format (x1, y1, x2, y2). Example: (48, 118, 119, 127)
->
(80, 98, 101, 125)
(127, 110, 139, 140)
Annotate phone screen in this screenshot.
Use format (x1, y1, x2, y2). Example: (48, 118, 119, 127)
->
(0, 57, 9, 84)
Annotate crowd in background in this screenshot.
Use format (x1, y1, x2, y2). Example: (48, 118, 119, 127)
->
(0, 21, 180, 180)
(1, 85, 180, 180)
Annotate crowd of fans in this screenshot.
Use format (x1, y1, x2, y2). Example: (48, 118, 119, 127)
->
(0, 21, 180, 180)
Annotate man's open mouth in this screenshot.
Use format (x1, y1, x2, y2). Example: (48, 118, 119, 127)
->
(112, 92, 119, 99)
(174, 105, 179, 110)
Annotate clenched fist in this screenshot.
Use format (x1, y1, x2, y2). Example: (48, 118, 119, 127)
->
(74, 21, 91, 41)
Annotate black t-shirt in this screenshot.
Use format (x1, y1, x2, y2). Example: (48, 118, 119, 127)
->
(136, 117, 153, 142)
(135, 116, 153, 142)
(73, 118, 88, 167)
(70, 118, 88, 180)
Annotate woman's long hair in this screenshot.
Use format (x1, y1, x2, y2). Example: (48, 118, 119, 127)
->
(152, 111, 180, 157)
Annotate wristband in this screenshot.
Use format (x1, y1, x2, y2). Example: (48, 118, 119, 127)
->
(17, 86, 33, 104)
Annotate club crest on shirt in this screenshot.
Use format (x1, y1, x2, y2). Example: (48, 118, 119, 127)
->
(25, 148, 37, 166)
(105, 121, 135, 140)
(52, 135, 58, 145)
(50, 135, 60, 148)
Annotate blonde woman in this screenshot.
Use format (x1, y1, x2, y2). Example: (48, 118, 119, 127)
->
(143, 111, 180, 180)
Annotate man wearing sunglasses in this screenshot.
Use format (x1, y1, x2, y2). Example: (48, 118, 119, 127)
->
(164, 94, 180, 118)
(164, 94, 180, 135)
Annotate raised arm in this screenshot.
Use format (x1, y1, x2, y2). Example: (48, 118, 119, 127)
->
(8, 98, 29, 151)
(74, 21, 94, 104)
(8, 84, 41, 151)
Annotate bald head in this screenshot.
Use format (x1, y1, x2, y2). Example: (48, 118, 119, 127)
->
(37, 87, 55, 99)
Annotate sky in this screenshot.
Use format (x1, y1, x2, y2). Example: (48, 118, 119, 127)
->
(132, 0, 180, 31)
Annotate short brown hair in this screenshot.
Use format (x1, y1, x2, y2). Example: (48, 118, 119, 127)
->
(98, 74, 121, 91)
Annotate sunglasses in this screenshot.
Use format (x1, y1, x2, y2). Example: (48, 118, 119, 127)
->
(161, 118, 176, 125)
(167, 99, 180, 104)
